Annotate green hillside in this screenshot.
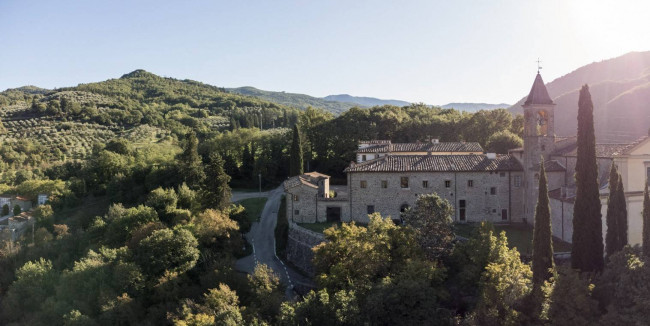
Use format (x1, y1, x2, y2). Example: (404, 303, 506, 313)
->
(227, 86, 357, 114)
(0, 70, 300, 170)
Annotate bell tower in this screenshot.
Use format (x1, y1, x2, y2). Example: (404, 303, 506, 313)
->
(522, 72, 556, 222)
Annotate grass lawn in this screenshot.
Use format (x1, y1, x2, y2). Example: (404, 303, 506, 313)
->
(238, 197, 268, 223)
(455, 223, 572, 255)
(298, 221, 342, 234)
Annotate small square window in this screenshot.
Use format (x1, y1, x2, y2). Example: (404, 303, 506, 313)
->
(360, 180, 367, 188)
(381, 180, 388, 188)
(445, 180, 451, 188)
(293, 195, 299, 201)
(490, 187, 497, 195)
(500, 172, 506, 177)
(492, 209, 497, 213)
(467, 180, 474, 187)
(422, 180, 429, 188)
(401, 177, 409, 188)
(367, 205, 375, 214)
(362, 154, 367, 161)
(294, 210, 300, 215)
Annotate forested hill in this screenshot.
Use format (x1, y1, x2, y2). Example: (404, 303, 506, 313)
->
(323, 94, 410, 107)
(508, 51, 650, 141)
(227, 86, 358, 114)
(0, 69, 301, 166)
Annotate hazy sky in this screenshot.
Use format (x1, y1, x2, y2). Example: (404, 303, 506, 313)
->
(1, 0, 649, 105)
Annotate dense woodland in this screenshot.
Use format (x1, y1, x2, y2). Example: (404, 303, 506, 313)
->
(2, 71, 645, 325)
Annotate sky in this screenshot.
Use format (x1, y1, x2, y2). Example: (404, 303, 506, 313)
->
(1, 0, 649, 105)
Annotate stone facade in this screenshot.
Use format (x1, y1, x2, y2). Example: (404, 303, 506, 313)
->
(348, 170, 524, 223)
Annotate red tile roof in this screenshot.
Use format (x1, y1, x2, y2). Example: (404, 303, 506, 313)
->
(344, 154, 522, 173)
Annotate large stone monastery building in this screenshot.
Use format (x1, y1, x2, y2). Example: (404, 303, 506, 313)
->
(285, 72, 650, 247)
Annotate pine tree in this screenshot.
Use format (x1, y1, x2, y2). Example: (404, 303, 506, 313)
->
(615, 174, 628, 247)
(571, 85, 604, 272)
(202, 153, 232, 210)
(289, 124, 303, 177)
(605, 164, 620, 257)
(643, 181, 650, 257)
(532, 159, 554, 287)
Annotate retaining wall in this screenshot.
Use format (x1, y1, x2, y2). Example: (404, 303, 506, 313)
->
(285, 222, 325, 276)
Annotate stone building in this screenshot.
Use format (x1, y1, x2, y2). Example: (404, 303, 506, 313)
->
(284, 71, 650, 250)
(284, 172, 350, 223)
(345, 154, 524, 223)
(357, 140, 484, 163)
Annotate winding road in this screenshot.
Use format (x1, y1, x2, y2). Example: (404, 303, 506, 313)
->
(234, 187, 312, 298)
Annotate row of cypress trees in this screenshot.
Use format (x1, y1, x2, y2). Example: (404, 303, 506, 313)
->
(533, 84, 650, 286)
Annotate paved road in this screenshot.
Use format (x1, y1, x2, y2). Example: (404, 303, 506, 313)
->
(231, 190, 270, 203)
(235, 186, 312, 298)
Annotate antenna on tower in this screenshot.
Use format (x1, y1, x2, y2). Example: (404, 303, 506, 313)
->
(536, 58, 543, 74)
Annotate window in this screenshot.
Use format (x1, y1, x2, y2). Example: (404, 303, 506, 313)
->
(360, 180, 367, 188)
(401, 177, 409, 188)
(294, 210, 300, 215)
(501, 209, 508, 221)
(367, 205, 375, 214)
(459, 200, 466, 221)
(445, 180, 451, 188)
(500, 172, 506, 177)
(422, 180, 429, 188)
(492, 209, 497, 213)
(381, 180, 388, 188)
(362, 154, 367, 161)
(514, 175, 521, 187)
(541, 145, 546, 151)
(400, 203, 410, 212)
(293, 195, 299, 201)
(490, 187, 497, 195)
(467, 180, 474, 187)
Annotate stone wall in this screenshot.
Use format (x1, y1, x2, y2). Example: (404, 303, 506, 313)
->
(285, 223, 325, 276)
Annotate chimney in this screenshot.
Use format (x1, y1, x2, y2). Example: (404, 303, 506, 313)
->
(486, 153, 497, 160)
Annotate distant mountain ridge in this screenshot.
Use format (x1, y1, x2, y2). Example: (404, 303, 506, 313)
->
(508, 51, 650, 142)
(227, 87, 357, 114)
(441, 102, 510, 112)
(323, 94, 410, 107)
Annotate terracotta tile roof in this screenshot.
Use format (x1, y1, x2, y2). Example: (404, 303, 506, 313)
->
(357, 142, 484, 153)
(344, 154, 522, 173)
(284, 175, 318, 190)
(524, 73, 554, 106)
(530, 160, 566, 172)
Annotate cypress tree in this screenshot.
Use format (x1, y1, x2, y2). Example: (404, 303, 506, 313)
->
(605, 164, 620, 257)
(289, 124, 304, 177)
(641, 180, 650, 257)
(615, 175, 628, 247)
(202, 153, 232, 210)
(532, 159, 554, 287)
(571, 85, 604, 272)
(178, 131, 205, 188)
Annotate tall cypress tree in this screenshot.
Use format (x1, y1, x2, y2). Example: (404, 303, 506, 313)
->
(178, 131, 205, 188)
(289, 124, 304, 177)
(605, 164, 620, 257)
(571, 85, 604, 272)
(643, 181, 650, 257)
(532, 159, 554, 287)
(202, 153, 232, 210)
(615, 175, 628, 247)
